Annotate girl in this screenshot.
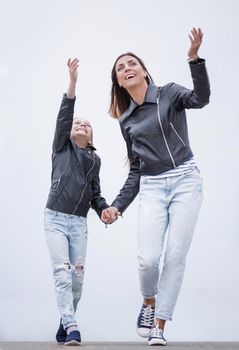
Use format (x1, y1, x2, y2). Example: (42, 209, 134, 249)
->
(44, 58, 108, 346)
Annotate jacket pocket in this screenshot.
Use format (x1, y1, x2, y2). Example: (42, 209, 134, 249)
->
(169, 122, 186, 147)
(51, 176, 62, 191)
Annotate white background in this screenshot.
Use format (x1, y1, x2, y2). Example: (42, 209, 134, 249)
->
(1, 0, 239, 342)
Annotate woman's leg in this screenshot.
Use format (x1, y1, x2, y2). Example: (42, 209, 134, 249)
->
(155, 169, 203, 322)
(137, 176, 169, 336)
(44, 209, 77, 330)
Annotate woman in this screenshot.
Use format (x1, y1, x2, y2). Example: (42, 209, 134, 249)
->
(44, 58, 108, 345)
(102, 28, 210, 346)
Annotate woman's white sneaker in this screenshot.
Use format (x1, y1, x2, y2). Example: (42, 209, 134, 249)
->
(148, 324, 167, 346)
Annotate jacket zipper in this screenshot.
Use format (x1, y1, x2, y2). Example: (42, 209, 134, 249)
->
(156, 97, 176, 168)
(169, 122, 186, 147)
(56, 176, 61, 188)
(72, 155, 96, 215)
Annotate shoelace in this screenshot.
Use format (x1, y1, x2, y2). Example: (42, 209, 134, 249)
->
(151, 325, 163, 337)
(140, 305, 154, 327)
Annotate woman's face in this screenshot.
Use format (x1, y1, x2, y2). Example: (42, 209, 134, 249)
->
(115, 55, 147, 90)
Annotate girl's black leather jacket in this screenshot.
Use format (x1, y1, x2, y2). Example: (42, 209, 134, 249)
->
(46, 94, 108, 217)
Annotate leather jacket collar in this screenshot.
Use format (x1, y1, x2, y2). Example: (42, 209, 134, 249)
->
(120, 83, 160, 121)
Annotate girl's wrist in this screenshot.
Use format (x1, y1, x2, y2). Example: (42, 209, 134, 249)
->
(69, 78, 77, 85)
(187, 55, 199, 62)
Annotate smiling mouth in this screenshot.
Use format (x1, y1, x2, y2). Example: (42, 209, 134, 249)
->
(125, 74, 135, 80)
(76, 127, 87, 133)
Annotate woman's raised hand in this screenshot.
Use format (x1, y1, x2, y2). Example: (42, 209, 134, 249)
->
(188, 27, 203, 60)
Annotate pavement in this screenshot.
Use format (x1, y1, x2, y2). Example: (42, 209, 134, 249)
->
(0, 342, 239, 350)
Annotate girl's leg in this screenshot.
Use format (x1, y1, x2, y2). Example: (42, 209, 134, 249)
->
(155, 169, 203, 322)
(44, 209, 76, 330)
(68, 215, 88, 313)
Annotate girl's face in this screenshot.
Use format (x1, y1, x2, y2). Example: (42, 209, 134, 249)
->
(71, 118, 93, 145)
(115, 55, 147, 90)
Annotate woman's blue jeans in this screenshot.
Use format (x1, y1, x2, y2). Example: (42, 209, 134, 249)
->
(137, 168, 203, 321)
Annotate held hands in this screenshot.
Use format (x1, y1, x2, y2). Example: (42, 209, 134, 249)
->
(188, 27, 203, 60)
(101, 206, 121, 225)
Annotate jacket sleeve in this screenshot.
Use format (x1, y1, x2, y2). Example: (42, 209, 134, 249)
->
(90, 161, 109, 218)
(167, 58, 211, 110)
(111, 123, 141, 213)
(52, 94, 76, 153)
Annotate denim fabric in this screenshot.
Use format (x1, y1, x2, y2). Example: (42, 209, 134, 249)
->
(44, 208, 88, 329)
(137, 168, 203, 320)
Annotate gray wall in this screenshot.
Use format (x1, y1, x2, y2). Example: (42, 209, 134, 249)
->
(1, 0, 239, 342)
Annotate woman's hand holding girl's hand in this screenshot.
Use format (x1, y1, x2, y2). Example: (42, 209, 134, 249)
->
(101, 207, 121, 224)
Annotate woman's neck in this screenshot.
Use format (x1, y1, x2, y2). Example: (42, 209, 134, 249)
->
(127, 80, 148, 105)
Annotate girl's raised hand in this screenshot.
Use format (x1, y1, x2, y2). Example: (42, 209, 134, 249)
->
(67, 58, 79, 82)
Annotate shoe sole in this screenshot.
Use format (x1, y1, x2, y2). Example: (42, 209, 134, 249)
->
(137, 327, 151, 338)
(56, 338, 67, 344)
(148, 338, 167, 346)
(64, 340, 81, 346)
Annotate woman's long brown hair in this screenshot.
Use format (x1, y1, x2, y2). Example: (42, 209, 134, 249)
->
(109, 52, 154, 118)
